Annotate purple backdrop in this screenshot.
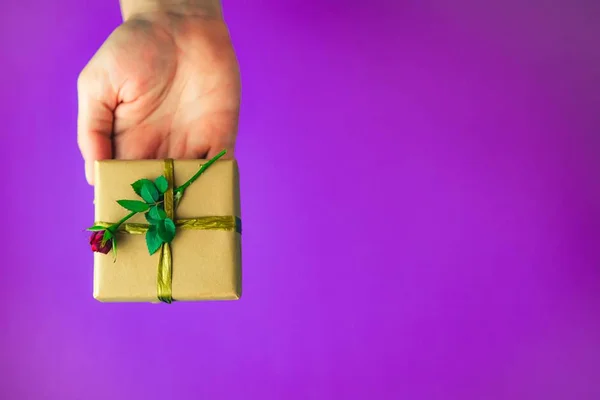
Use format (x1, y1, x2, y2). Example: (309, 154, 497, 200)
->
(1, 0, 599, 399)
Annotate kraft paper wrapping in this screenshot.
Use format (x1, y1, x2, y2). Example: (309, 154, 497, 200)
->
(93, 159, 242, 302)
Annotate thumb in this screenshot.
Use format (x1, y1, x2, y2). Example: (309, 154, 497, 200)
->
(77, 64, 116, 185)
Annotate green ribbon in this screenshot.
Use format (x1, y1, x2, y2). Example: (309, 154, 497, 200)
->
(96, 159, 242, 304)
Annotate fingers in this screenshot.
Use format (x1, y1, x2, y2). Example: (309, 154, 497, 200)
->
(77, 62, 117, 185)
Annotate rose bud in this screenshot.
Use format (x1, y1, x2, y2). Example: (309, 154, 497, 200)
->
(89, 230, 113, 254)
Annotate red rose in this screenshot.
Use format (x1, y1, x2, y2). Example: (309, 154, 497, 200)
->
(90, 230, 113, 254)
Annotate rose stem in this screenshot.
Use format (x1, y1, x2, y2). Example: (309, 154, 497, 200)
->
(110, 210, 137, 231)
(174, 149, 227, 196)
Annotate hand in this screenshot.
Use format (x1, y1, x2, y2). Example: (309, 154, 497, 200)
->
(77, 6, 240, 184)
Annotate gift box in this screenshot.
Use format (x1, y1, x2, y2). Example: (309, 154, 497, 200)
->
(91, 155, 242, 303)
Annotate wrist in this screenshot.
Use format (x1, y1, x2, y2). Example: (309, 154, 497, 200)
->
(120, 0, 222, 21)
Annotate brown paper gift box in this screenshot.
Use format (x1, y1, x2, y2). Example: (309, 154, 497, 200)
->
(93, 159, 242, 302)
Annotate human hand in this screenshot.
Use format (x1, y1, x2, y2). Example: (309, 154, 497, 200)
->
(77, 1, 240, 184)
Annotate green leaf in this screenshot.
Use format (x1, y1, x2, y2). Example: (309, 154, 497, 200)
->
(145, 212, 161, 225)
(164, 217, 176, 237)
(145, 226, 163, 255)
(101, 230, 113, 246)
(112, 238, 118, 262)
(87, 225, 106, 231)
(149, 205, 167, 220)
(165, 218, 176, 242)
(155, 176, 169, 193)
(157, 218, 176, 243)
(131, 179, 153, 197)
(141, 181, 159, 203)
(117, 199, 150, 212)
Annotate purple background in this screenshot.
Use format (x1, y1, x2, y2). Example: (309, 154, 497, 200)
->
(1, 0, 599, 399)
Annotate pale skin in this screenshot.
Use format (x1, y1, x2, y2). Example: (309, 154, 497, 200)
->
(77, 0, 240, 184)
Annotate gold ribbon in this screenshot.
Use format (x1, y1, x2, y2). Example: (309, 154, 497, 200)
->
(157, 159, 175, 303)
(95, 217, 241, 235)
(95, 159, 241, 304)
